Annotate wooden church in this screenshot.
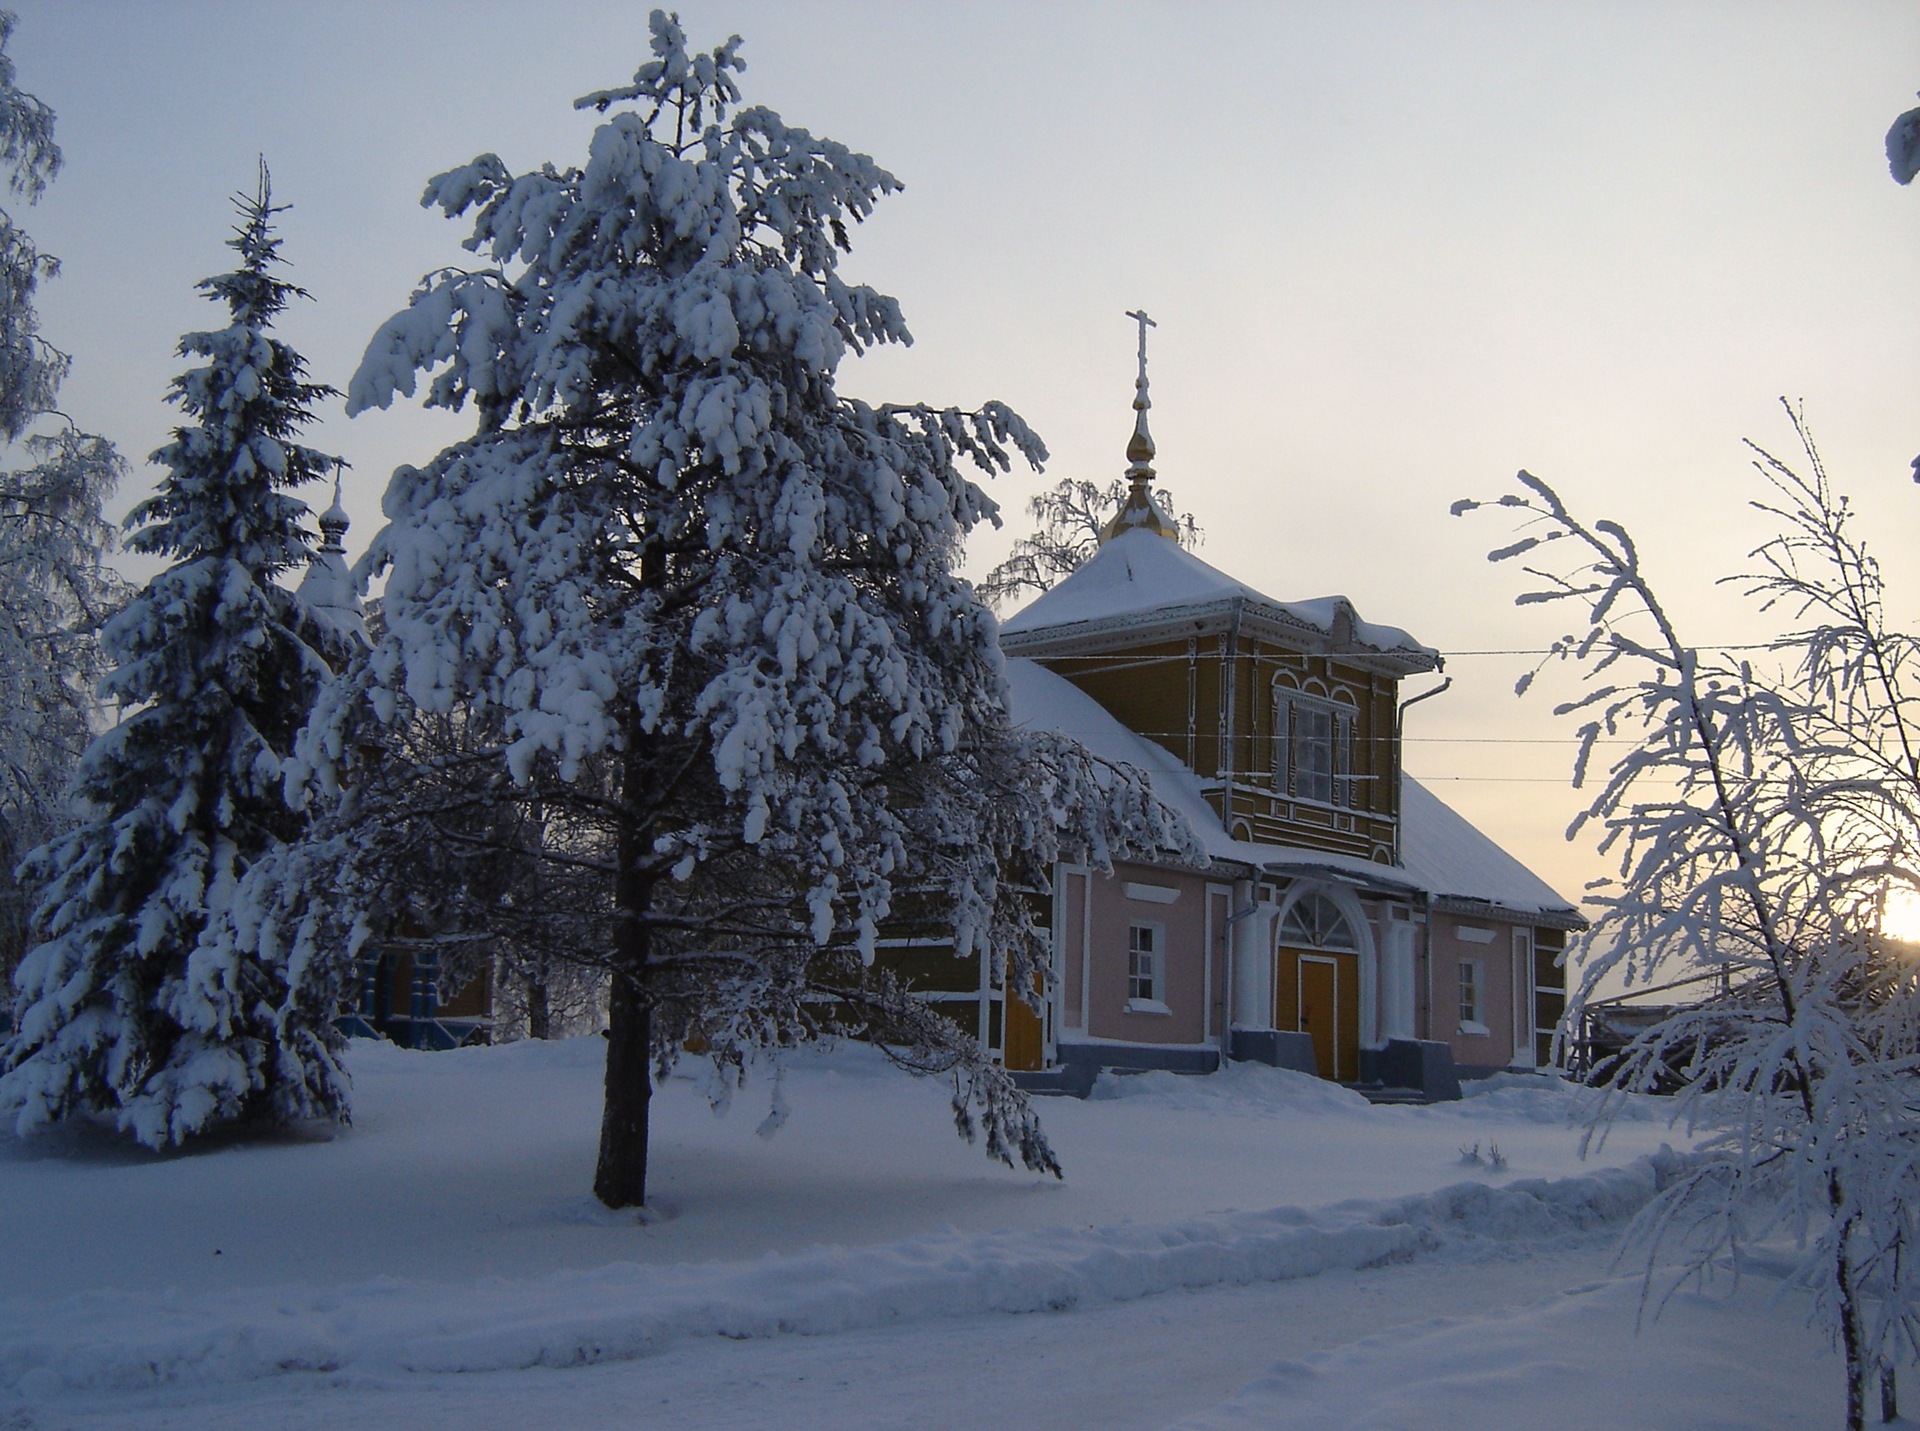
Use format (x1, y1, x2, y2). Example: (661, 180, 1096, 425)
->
(903, 322, 1582, 1100)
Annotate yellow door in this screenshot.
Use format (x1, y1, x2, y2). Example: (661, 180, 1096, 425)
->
(1299, 955, 1338, 1081)
(1002, 978, 1044, 1072)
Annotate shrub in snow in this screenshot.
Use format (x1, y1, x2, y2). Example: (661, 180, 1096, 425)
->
(1462, 405, 1920, 1431)
(297, 11, 1196, 1209)
(1, 169, 356, 1146)
(0, 11, 127, 987)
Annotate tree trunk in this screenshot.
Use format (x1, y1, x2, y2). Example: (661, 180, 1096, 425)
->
(1840, 1243, 1866, 1431)
(594, 958, 651, 1207)
(1881, 1364, 1897, 1424)
(526, 970, 551, 1041)
(594, 730, 657, 1210)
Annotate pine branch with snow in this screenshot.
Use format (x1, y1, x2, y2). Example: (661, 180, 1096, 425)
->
(1, 168, 353, 1147)
(305, 9, 1192, 1209)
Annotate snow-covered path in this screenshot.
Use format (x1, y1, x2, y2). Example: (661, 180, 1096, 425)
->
(0, 1037, 1847, 1429)
(37, 1237, 1841, 1431)
(41, 1238, 1625, 1430)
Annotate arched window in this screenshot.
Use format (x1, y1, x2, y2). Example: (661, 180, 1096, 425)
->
(1273, 682, 1357, 807)
(1277, 892, 1359, 951)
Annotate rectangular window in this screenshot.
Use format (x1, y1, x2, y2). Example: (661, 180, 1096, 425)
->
(1275, 693, 1355, 807)
(1126, 922, 1169, 1014)
(1298, 705, 1334, 803)
(1128, 923, 1157, 1001)
(1458, 958, 1484, 1033)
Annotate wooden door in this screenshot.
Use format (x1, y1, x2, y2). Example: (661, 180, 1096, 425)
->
(1002, 979, 1044, 1072)
(1298, 955, 1339, 1081)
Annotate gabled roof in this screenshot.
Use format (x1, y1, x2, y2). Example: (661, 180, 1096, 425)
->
(1003, 657, 1578, 924)
(998, 528, 1438, 673)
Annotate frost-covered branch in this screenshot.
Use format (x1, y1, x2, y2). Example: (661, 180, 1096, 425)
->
(1462, 412, 1920, 1429)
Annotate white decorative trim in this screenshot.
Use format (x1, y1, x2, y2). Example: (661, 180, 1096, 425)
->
(1124, 881, 1180, 905)
(1454, 924, 1497, 944)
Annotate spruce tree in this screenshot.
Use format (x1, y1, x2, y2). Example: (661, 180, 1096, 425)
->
(0, 168, 353, 1146)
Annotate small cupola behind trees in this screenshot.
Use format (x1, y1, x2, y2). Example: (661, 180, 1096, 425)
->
(1098, 308, 1183, 546)
(297, 473, 366, 649)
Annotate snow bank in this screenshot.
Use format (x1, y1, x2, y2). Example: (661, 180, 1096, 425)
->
(1087, 1060, 1375, 1114)
(0, 1146, 1701, 1396)
(1169, 1262, 1835, 1431)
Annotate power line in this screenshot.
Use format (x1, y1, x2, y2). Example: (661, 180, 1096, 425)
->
(1401, 736, 1635, 745)
(1037, 725, 1634, 747)
(1011, 643, 1784, 664)
(1444, 643, 1780, 657)
(1407, 775, 1588, 784)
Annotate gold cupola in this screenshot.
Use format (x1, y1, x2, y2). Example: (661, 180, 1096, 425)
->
(1099, 308, 1181, 545)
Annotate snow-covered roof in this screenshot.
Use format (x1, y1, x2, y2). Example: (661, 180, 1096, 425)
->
(297, 484, 367, 646)
(1003, 657, 1232, 857)
(1397, 776, 1575, 920)
(1003, 657, 1576, 923)
(297, 549, 368, 645)
(999, 528, 1437, 671)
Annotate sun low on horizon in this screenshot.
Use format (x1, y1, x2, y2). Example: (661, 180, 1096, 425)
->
(1881, 886, 1920, 946)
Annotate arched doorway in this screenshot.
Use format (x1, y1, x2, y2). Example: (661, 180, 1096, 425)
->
(1274, 891, 1362, 1081)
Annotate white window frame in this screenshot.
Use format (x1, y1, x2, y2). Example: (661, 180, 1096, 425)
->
(1511, 927, 1536, 1068)
(1457, 957, 1488, 1036)
(1125, 920, 1170, 1015)
(1274, 689, 1356, 808)
(1277, 892, 1359, 951)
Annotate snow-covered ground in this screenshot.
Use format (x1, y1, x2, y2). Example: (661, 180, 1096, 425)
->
(0, 1038, 1855, 1428)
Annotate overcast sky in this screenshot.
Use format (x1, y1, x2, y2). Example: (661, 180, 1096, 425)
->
(11, 1, 1919, 907)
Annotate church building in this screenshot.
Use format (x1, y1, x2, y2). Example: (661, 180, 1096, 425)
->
(929, 324, 1582, 1100)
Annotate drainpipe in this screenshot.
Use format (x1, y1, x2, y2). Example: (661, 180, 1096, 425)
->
(1395, 677, 1452, 759)
(1219, 598, 1243, 826)
(1223, 878, 1261, 1053)
(1397, 676, 1450, 1041)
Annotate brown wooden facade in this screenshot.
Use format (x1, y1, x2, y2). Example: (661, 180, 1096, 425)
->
(1038, 631, 1410, 864)
(978, 520, 1583, 1098)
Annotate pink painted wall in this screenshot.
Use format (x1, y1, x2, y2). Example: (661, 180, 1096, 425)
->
(1428, 915, 1524, 1070)
(1080, 862, 1213, 1046)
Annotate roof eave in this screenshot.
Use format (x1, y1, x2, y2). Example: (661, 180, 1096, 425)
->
(1428, 894, 1589, 932)
(1001, 596, 1441, 677)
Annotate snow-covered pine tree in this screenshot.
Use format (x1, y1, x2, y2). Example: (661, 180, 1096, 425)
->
(1461, 407, 1920, 1431)
(0, 167, 356, 1146)
(314, 10, 1194, 1208)
(0, 11, 127, 987)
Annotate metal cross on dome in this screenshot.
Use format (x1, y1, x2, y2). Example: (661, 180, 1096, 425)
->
(1096, 306, 1180, 546)
(1125, 308, 1155, 399)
